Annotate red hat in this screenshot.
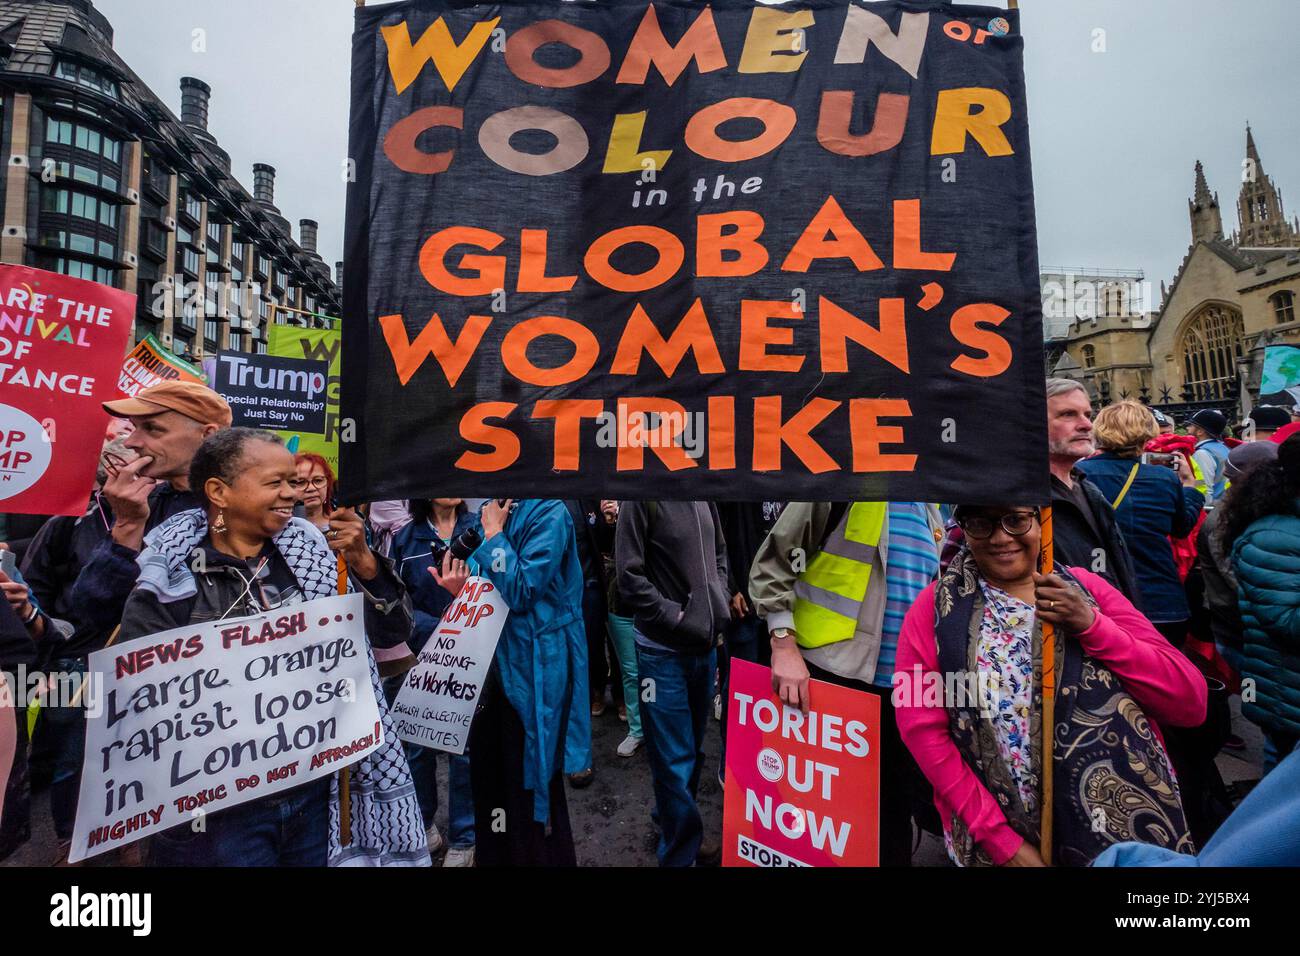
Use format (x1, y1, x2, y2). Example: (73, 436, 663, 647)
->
(1271, 422, 1300, 445)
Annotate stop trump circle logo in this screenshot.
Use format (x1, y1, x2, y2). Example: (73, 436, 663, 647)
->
(0, 404, 52, 500)
(723, 659, 881, 868)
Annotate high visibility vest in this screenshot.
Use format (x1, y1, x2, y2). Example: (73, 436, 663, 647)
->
(1186, 455, 1226, 506)
(792, 502, 887, 649)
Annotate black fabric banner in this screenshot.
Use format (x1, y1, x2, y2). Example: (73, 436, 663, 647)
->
(342, 0, 1048, 503)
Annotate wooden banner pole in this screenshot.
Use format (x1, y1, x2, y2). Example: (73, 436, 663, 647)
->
(336, 553, 353, 847)
(1039, 504, 1055, 864)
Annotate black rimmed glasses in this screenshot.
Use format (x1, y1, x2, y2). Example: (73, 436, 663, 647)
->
(957, 509, 1041, 540)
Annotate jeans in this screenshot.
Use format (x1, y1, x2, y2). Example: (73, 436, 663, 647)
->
(383, 675, 474, 847)
(148, 779, 330, 866)
(405, 745, 476, 848)
(635, 636, 715, 867)
(606, 613, 642, 738)
(718, 615, 765, 768)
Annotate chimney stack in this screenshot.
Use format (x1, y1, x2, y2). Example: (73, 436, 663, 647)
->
(299, 219, 319, 255)
(179, 77, 211, 131)
(252, 163, 276, 205)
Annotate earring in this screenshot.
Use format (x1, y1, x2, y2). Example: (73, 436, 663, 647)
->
(212, 509, 228, 535)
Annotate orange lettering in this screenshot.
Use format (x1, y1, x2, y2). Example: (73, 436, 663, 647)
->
(616, 398, 698, 471)
(709, 395, 736, 471)
(505, 20, 611, 88)
(950, 304, 1012, 377)
(457, 402, 520, 471)
(419, 226, 505, 296)
(532, 400, 604, 470)
(697, 211, 769, 277)
(611, 301, 724, 376)
(518, 229, 577, 293)
(782, 196, 884, 273)
(740, 300, 805, 373)
(684, 98, 796, 163)
(617, 5, 727, 85)
(584, 226, 685, 292)
(501, 316, 600, 386)
(819, 296, 909, 373)
(893, 199, 956, 271)
(753, 396, 840, 473)
(383, 106, 463, 175)
(816, 90, 909, 158)
(849, 399, 916, 472)
(379, 313, 491, 387)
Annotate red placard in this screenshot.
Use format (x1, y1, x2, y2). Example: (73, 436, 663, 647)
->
(0, 265, 135, 516)
(723, 658, 880, 867)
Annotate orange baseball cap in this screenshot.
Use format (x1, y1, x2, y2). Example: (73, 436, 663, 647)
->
(104, 380, 233, 428)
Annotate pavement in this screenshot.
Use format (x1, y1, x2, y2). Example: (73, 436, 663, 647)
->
(1, 690, 1265, 868)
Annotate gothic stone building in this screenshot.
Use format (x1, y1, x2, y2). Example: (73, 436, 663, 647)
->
(1053, 126, 1300, 421)
(1147, 129, 1300, 416)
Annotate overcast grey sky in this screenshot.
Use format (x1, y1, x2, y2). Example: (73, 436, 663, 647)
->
(95, 0, 1300, 305)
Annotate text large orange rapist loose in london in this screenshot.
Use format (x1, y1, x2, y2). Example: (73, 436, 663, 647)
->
(723, 659, 881, 867)
(342, 0, 1049, 503)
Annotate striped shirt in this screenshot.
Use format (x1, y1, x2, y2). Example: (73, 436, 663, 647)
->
(876, 503, 941, 688)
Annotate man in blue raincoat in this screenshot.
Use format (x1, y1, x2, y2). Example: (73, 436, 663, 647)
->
(468, 498, 589, 866)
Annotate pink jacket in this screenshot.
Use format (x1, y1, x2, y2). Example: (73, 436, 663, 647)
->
(894, 567, 1207, 865)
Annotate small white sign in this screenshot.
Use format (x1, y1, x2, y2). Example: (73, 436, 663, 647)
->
(392, 577, 507, 755)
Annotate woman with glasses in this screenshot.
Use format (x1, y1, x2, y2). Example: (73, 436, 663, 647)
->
(116, 428, 428, 867)
(293, 452, 336, 534)
(894, 504, 1207, 866)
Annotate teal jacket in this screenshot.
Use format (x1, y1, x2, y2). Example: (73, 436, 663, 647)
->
(1231, 499, 1300, 738)
(471, 499, 589, 824)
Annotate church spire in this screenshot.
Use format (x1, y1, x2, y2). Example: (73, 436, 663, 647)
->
(1194, 160, 1213, 205)
(1246, 124, 1262, 174)
(1237, 125, 1297, 248)
(1189, 160, 1223, 244)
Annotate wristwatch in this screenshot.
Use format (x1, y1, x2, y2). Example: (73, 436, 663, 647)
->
(770, 627, 796, 643)
(22, 604, 39, 625)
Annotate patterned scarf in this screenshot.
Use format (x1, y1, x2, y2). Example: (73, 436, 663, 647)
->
(138, 511, 431, 867)
(934, 548, 1193, 866)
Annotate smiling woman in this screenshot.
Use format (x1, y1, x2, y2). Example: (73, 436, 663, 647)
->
(190, 429, 300, 547)
(893, 504, 1209, 867)
(110, 426, 425, 867)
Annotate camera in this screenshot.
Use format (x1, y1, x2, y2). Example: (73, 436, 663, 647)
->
(429, 527, 482, 567)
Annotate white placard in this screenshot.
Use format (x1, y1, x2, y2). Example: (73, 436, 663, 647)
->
(69, 593, 380, 863)
(392, 577, 507, 755)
